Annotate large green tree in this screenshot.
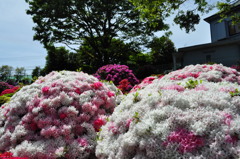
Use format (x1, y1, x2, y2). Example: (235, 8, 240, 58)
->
(147, 36, 176, 65)
(129, 0, 239, 33)
(42, 45, 80, 74)
(77, 38, 140, 73)
(25, 0, 164, 66)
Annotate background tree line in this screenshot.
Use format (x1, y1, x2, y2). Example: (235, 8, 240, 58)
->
(0, 65, 31, 84)
(25, 0, 238, 79)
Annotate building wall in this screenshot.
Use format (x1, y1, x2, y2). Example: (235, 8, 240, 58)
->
(182, 44, 240, 67)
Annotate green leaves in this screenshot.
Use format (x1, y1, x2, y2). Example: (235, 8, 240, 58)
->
(185, 79, 202, 89)
(230, 89, 240, 97)
(133, 92, 140, 102)
(133, 112, 140, 123)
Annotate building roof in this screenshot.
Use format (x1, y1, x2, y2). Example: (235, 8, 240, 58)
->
(178, 36, 240, 52)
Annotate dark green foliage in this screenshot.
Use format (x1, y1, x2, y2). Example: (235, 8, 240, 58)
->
(77, 38, 140, 73)
(147, 36, 176, 65)
(42, 45, 81, 75)
(25, 0, 164, 71)
(32, 66, 42, 78)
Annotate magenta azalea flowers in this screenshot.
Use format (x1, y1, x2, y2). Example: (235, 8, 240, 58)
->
(94, 64, 139, 91)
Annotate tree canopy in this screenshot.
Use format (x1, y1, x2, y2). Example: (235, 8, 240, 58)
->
(25, 0, 165, 65)
(129, 0, 240, 32)
(147, 36, 176, 65)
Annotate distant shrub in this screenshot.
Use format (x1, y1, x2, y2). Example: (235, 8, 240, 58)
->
(0, 82, 12, 94)
(94, 64, 139, 91)
(0, 86, 20, 96)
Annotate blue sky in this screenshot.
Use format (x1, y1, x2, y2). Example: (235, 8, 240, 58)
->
(0, 0, 218, 75)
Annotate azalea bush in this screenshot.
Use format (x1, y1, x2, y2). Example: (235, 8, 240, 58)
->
(94, 64, 139, 91)
(161, 64, 240, 83)
(0, 71, 119, 159)
(0, 86, 20, 96)
(96, 64, 240, 159)
(0, 82, 13, 94)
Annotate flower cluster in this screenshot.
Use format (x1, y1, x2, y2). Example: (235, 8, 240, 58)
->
(0, 71, 118, 159)
(131, 75, 164, 92)
(0, 152, 29, 159)
(161, 64, 240, 84)
(0, 82, 13, 94)
(0, 86, 20, 96)
(231, 65, 240, 72)
(96, 64, 240, 159)
(117, 79, 132, 94)
(94, 64, 139, 90)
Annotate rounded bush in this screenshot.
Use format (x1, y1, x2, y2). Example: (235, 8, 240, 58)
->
(96, 65, 240, 159)
(161, 64, 240, 83)
(0, 86, 20, 96)
(94, 64, 139, 91)
(0, 82, 11, 94)
(0, 71, 118, 159)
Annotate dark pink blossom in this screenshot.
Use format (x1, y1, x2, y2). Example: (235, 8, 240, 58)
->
(93, 118, 106, 132)
(93, 82, 103, 89)
(164, 128, 204, 153)
(42, 86, 50, 94)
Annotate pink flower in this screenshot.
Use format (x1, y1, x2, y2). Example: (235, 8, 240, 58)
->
(42, 86, 50, 94)
(223, 113, 232, 126)
(107, 91, 115, 97)
(59, 113, 67, 119)
(195, 85, 208, 91)
(108, 122, 118, 134)
(225, 134, 238, 144)
(30, 122, 38, 131)
(74, 88, 81, 94)
(93, 118, 106, 132)
(77, 138, 88, 147)
(162, 84, 185, 92)
(126, 118, 133, 128)
(93, 82, 103, 89)
(0, 152, 29, 159)
(165, 128, 204, 153)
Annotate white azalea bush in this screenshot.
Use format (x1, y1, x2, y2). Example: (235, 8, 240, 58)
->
(0, 71, 119, 159)
(96, 64, 240, 159)
(161, 64, 240, 83)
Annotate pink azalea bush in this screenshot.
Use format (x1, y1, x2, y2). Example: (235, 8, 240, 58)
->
(96, 64, 240, 158)
(0, 82, 13, 94)
(0, 71, 119, 159)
